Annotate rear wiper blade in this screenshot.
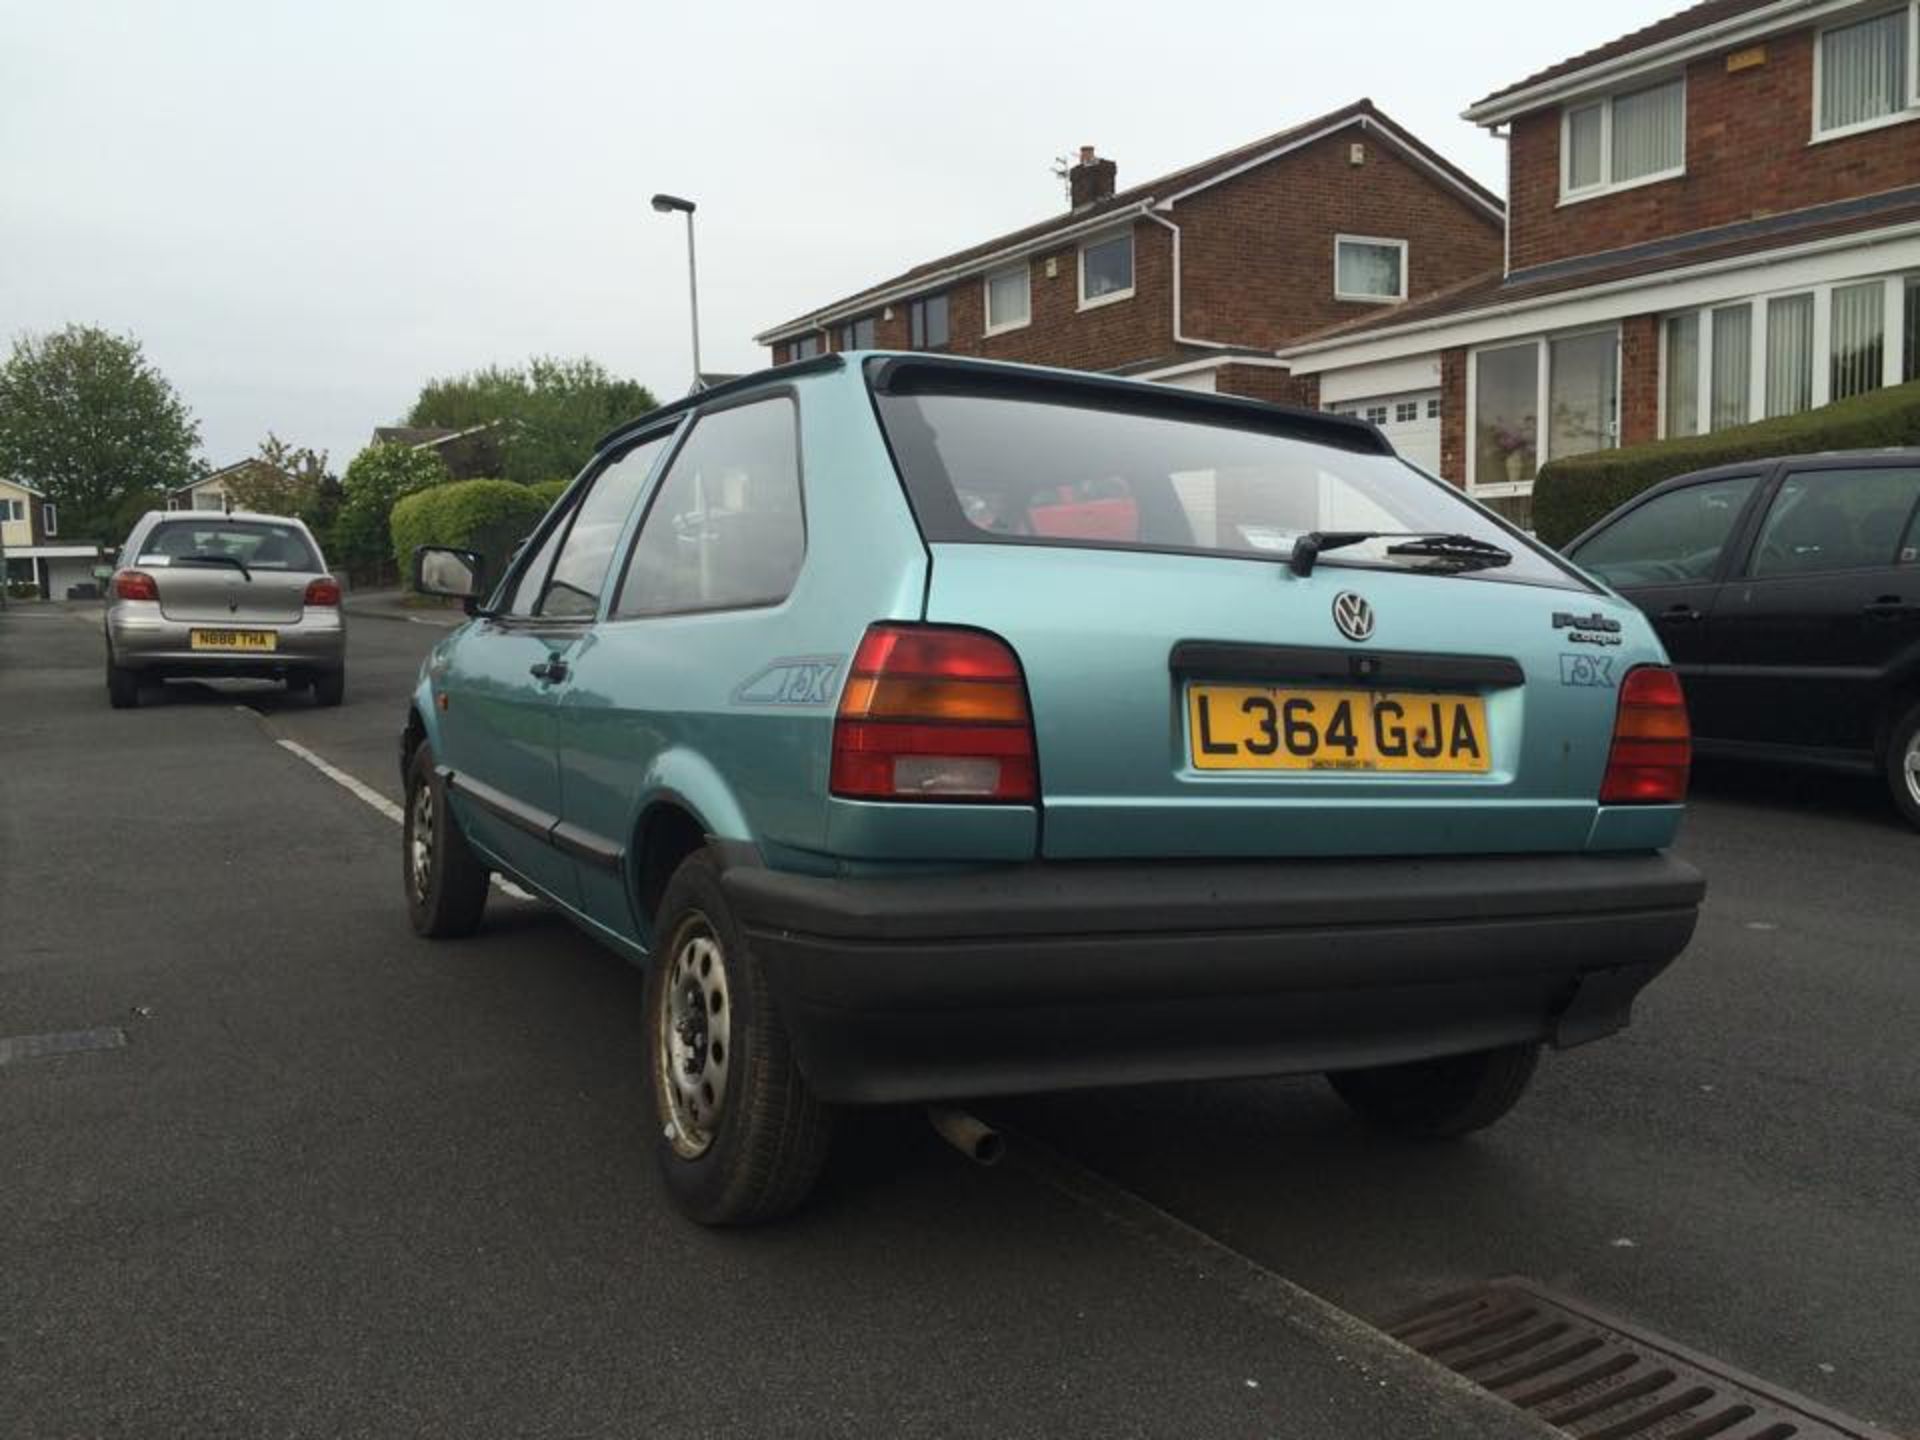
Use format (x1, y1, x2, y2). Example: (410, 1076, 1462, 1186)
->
(1288, 531, 1384, 577)
(176, 553, 252, 581)
(1384, 534, 1512, 571)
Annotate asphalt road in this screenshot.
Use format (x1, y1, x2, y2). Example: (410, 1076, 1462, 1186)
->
(3, 604, 1914, 1437)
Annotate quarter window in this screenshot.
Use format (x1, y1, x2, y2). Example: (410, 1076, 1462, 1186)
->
(1561, 77, 1685, 199)
(1334, 236, 1407, 302)
(1816, 7, 1915, 137)
(615, 397, 804, 617)
(1751, 467, 1920, 577)
(985, 264, 1031, 333)
(910, 295, 950, 350)
(529, 433, 672, 619)
(1079, 233, 1133, 306)
(1572, 475, 1759, 588)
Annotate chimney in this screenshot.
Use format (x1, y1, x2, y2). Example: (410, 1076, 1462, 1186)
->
(1068, 145, 1116, 209)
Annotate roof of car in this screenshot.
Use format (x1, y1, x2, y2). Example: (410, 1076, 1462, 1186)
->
(595, 351, 1388, 457)
(146, 509, 315, 525)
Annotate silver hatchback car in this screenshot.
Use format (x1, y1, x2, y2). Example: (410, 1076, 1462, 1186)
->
(104, 510, 347, 708)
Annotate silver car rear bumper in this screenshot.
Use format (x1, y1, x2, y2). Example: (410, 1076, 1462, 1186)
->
(106, 604, 346, 673)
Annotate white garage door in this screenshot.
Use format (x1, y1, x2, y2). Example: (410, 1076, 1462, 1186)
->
(1330, 391, 1441, 474)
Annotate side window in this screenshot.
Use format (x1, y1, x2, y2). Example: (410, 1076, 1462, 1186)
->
(614, 397, 803, 618)
(1902, 503, 1920, 566)
(502, 506, 572, 616)
(1750, 467, 1920, 578)
(536, 434, 671, 618)
(1572, 475, 1758, 587)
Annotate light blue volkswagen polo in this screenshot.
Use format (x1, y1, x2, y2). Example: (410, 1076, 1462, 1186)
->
(402, 352, 1703, 1224)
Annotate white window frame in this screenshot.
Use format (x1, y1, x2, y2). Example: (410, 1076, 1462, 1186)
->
(1657, 269, 1918, 438)
(1558, 75, 1687, 205)
(1333, 235, 1409, 304)
(1, 497, 21, 523)
(1077, 231, 1135, 311)
(1465, 325, 1623, 498)
(1810, 2, 1920, 144)
(983, 263, 1032, 336)
(42, 502, 57, 537)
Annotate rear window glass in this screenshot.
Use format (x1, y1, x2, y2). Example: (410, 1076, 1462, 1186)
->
(139, 519, 320, 571)
(874, 387, 1577, 588)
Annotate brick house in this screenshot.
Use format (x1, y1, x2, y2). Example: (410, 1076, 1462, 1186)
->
(754, 99, 1505, 470)
(1279, 0, 1920, 524)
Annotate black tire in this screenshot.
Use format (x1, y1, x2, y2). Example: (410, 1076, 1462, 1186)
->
(312, 668, 346, 707)
(106, 660, 139, 710)
(1327, 1043, 1540, 1139)
(403, 742, 489, 938)
(1886, 702, 1920, 832)
(644, 850, 832, 1225)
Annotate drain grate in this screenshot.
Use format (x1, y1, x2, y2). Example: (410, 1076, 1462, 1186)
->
(1384, 1280, 1895, 1440)
(0, 1026, 128, 1067)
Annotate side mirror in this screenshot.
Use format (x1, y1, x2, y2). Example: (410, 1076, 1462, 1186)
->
(413, 546, 487, 614)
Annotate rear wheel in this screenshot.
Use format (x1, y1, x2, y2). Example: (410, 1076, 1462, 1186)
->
(403, 742, 489, 938)
(1327, 1043, 1540, 1139)
(312, 668, 345, 707)
(106, 658, 139, 709)
(1887, 702, 1920, 832)
(644, 850, 832, 1225)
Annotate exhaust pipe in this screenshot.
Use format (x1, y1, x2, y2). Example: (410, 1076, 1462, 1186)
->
(927, 1105, 1004, 1166)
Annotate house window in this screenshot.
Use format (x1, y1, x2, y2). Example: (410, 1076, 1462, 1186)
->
(1548, 332, 1619, 459)
(42, 503, 56, 537)
(910, 295, 949, 350)
(1831, 280, 1887, 400)
(1474, 343, 1539, 487)
(1334, 236, 1407, 302)
(1472, 329, 1619, 493)
(1664, 313, 1700, 437)
(1816, 6, 1916, 138)
(1711, 304, 1753, 430)
(985, 264, 1031, 334)
(1079, 232, 1134, 308)
(1905, 276, 1920, 382)
(1561, 76, 1685, 200)
(837, 316, 876, 351)
(791, 335, 821, 360)
(1, 498, 22, 523)
(1765, 293, 1815, 418)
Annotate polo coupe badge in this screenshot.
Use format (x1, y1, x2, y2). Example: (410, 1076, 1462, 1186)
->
(1332, 591, 1375, 642)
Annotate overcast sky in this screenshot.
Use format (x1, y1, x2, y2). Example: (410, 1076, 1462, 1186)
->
(1, 0, 1684, 473)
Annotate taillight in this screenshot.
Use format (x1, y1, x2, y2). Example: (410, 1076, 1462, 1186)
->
(114, 570, 159, 602)
(1601, 666, 1690, 804)
(303, 577, 342, 607)
(830, 624, 1037, 802)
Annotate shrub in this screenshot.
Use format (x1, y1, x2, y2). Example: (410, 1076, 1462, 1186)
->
(1533, 379, 1920, 547)
(391, 478, 551, 591)
(528, 478, 570, 509)
(336, 443, 450, 576)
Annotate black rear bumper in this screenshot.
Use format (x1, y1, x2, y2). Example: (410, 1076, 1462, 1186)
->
(722, 852, 1703, 1105)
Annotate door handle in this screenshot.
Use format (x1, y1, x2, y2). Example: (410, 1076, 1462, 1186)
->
(530, 658, 570, 683)
(1659, 604, 1702, 624)
(1863, 597, 1914, 620)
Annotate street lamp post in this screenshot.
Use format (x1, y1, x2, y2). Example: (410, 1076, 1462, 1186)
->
(651, 193, 702, 388)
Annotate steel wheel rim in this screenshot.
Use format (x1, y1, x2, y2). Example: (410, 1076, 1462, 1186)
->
(409, 781, 434, 900)
(1905, 731, 1920, 808)
(658, 919, 732, 1159)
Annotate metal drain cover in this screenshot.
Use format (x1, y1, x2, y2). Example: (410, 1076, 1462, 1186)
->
(1384, 1280, 1895, 1440)
(0, 1026, 127, 1066)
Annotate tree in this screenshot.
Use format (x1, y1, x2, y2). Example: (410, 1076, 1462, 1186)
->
(222, 434, 331, 517)
(407, 356, 655, 486)
(0, 325, 201, 539)
(334, 443, 449, 576)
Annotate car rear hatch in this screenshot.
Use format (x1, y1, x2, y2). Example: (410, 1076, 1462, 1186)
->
(870, 358, 1633, 860)
(154, 565, 311, 624)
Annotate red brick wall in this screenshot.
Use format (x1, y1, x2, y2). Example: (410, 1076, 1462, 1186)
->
(1214, 365, 1317, 408)
(1439, 348, 1468, 486)
(1508, 27, 1920, 271)
(768, 126, 1503, 370)
(1619, 315, 1661, 446)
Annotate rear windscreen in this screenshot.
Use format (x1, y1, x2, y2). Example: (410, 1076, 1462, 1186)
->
(139, 519, 320, 572)
(874, 388, 1577, 588)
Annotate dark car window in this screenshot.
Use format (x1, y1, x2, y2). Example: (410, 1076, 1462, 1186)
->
(1750, 466, 1920, 578)
(536, 434, 670, 618)
(614, 397, 804, 617)
(502, 505, 572, 617)
(139, 519, 320, 572)
(1571, 475, 1758, 588)
(1902, 502, 1920, 565)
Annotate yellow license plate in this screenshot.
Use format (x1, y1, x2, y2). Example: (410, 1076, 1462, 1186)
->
(190, 629, 277, 652)
(1188, 685, 1490, 773)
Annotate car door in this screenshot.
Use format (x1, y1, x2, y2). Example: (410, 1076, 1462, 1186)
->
(1708, 460, 1920, 756)
(554, 393, 810, 946)
(434, 437, 667, 901)
(1565, 470, 1766, 740)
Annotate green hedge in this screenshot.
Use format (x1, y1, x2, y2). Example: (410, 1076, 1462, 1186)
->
(1533, 379, 1920, 547)
(391, 479, 552, 591)
(528, 478, 570, 509)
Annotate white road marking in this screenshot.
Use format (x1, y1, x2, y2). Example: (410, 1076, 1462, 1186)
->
(256, 718, 533, 901)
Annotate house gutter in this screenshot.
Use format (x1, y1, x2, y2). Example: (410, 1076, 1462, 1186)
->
(1140, 207, 1240, 354)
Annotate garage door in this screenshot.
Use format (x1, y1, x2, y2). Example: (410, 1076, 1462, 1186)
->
(1330, 391, 1440, 474)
